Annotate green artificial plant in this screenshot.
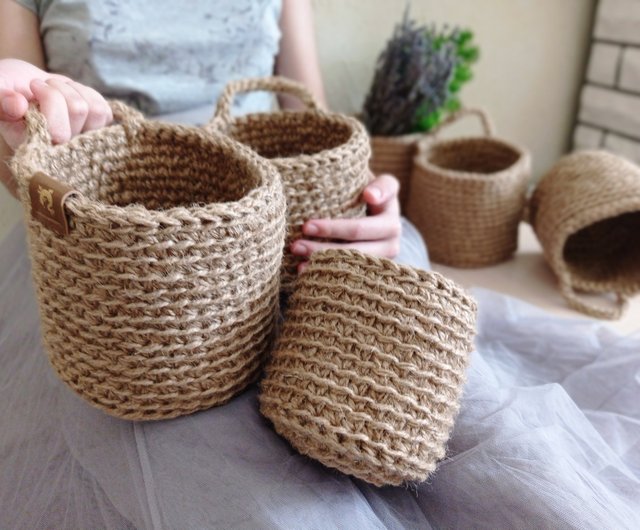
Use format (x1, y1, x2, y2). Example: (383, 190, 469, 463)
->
(361, 9, 480, 136)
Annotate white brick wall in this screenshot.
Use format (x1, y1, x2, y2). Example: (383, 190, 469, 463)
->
(579, 85, 640, 137)
(587, 43, 620, 85)
(594, 0, 640, 45)
(574, 0, 640, 162)
(620, 47, 640, 92)
(605, 133, 640, 163)
(573, 124, 604, 150)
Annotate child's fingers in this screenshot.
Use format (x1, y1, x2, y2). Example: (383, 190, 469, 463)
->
(67, 81, 113, 131)
(291, 238, 400, 260)
(0, 77, 29, 122)
(30, 78, 72, 144)
(301, 214, 401, 242)
(362, 174, 400, 214)
(44, 78, 89, 137)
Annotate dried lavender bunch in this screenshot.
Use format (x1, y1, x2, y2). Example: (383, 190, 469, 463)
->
(361, 11, 457, 136)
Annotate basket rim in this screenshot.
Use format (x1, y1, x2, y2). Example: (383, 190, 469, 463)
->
(16, 120, 284, 226)
(306, 248, 478, 313)
(415, 136, 530, 182)
(226, 109, 370, 165)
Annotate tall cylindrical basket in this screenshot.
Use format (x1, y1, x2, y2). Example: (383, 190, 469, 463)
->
(406, 108, 531, 268)
(209, 76, 372, 291)
(10, 101, 287, 420)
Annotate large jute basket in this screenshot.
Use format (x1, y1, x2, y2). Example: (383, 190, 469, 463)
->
(528, 150, 640, 320)
(259, 249, 477, 487)
(369, 133, 422, 211)
(209, 77, 372, 291)
(10, 101, 287, 420)
(406, 108, 531, 267)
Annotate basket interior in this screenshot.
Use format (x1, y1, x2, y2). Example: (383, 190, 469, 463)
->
(230, 112, 353, 158)
(563, 211, 640, 287)
(428, 139, 521, 174)
(49, 126, 262, 209)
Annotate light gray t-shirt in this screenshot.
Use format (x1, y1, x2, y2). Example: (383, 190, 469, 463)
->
(15, 0, 282, 119)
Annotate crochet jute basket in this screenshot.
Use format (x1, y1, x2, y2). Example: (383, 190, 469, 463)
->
(369, 133, 422, 211)
(528, 150, 640, 320)
(10, 101, 287, 421)
(209, 76, 372, 291)
(259, 249, 477, 487)
(406, 108, 531, 267)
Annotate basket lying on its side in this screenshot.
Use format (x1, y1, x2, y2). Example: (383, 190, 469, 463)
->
(259, 249, 477, 487)
(209, 77, 372, 291)
(528, 150, 640, 320)
(406, 108, 531, 268)
(369, 133, 422, 211)
(10, 101, 287, 420)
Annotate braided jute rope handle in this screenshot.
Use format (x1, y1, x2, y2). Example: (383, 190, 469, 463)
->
(23, 99, 144, 149)
(416, 108, 495, 156)
(209, 76, 323, 129)
(17, 99, 145, 210)
(559, 273, 629, 320)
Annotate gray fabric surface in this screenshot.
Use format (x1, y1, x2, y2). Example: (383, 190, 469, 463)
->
(1, 222, 639, 529)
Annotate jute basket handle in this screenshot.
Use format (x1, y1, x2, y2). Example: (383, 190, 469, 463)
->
(559, 275, 629, 320)
(210, 76, 322, 129)
(415, 108, 495, 155)
(430, 107, 495, 138)
(23, 99, 145, 149)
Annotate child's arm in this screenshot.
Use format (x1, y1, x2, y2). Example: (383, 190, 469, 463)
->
(276, 0, 402, 265)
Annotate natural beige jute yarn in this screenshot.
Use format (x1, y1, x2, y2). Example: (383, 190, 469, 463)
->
(369, 133, 422, 211)
(209, 76, 372, 291)
(259, 249, 477, 487)
(528, 150, 640, 320)
(406, 108, 531, 268)
(10, 101, 287, 420)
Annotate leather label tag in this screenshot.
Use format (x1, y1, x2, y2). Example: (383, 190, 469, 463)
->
(29, 172, 79, 236)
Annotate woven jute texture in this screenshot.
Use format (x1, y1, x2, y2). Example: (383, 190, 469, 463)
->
(369, 133, 422, 211)
(528, 150, 640, 320)
(406, 108, 531, 268)
(259, 249, 477, 487)
(209, 76, 372, 291)
(10, 101, 287, 420)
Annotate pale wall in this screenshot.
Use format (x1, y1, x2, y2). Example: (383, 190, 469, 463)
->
(0, 0, 595, 242)
(313, 0, 596, 176)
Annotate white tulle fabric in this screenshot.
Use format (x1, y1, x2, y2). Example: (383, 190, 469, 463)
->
(1, 222, 639, 529)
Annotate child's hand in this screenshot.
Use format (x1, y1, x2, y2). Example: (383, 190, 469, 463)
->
(0, 58, 113, 150)
(291, 174, 402, 273)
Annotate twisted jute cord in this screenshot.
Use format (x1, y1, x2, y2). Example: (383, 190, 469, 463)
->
(406, 108, 531, 268)
(208, 76, 372, 291)
(259, 249, 477, 487)
(10, 100, 287, 420)
(528, 150, 640, 319)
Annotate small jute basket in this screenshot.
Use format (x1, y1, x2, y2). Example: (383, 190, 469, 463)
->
(369, 133, 422, 211)
(259, 249, 477, 487)
(528, 150, 640, 320)
(406, 108, 531, 268)
(10, 101, 287, 420)
(209, 77, 372, 291)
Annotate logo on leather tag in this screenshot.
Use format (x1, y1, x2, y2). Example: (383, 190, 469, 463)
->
(29, 172, 79, 236)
